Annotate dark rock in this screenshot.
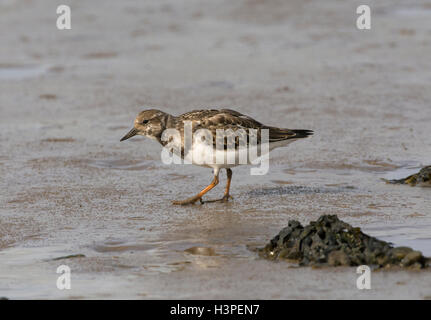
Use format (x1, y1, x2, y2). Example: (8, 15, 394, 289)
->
(328, 250, 350, 266)
(385, 166, 431, 186)
(258, 215, 429, 269)
(390, 247, 413, 260)
(401, 251, 424, 267)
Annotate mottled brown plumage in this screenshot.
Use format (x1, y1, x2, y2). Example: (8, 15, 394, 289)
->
(121, 108, 312, 150)
(121, 109, 313, 205)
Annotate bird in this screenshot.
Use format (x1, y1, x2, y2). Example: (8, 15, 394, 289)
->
(120, 109, 313, 205)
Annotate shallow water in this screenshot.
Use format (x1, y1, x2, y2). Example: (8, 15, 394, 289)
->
(0, 64, 47, 80)
(380, 161, 423, 181)
(1, 161, 430, 298)
(364, 224, 431, 256)
(1, 0, 431, 299)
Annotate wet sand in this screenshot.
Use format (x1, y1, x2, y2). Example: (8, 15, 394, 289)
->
(1, 0, 431, 299)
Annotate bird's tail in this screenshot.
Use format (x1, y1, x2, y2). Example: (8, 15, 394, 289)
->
(267, 127, 313, 142)
(290, 129, 314, 139)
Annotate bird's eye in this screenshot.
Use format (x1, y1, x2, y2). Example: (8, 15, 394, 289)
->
(142, 120, 149, 124)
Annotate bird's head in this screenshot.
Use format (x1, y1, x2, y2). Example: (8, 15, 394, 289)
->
(120, 109, 168, 141)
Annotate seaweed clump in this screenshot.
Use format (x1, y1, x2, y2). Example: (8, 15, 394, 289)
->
(259, 215, 429, 269)
(385, 166, 431, 187)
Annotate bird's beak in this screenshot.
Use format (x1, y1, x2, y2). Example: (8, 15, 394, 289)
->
(120, 128, 138, 141)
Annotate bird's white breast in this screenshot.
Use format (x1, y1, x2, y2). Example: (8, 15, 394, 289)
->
(162, 134, 297, 169)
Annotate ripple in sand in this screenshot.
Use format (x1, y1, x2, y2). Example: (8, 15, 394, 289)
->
(184, 246, 217, 256)
(87, 159, 155, 171)
(92, 240, 154, 253)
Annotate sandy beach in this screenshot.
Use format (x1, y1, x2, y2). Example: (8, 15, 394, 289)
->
(1, 0, 431, 299)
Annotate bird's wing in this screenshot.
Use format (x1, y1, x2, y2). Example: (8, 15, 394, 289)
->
(178, 109, 263, 149)
(178, 109, 260, 128)
(177, 109, 312, 149)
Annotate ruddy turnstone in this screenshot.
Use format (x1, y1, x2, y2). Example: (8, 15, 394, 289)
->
(121, 109, 313, 205)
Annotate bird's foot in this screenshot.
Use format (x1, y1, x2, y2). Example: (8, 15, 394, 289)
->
(172, 196, 204, 205)
(203, 194, 233, 203)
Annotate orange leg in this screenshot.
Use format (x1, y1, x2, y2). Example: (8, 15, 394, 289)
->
(205, 168, 234, 203)
(172, 175, 219, 205)
(223, 168, 233, 199)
